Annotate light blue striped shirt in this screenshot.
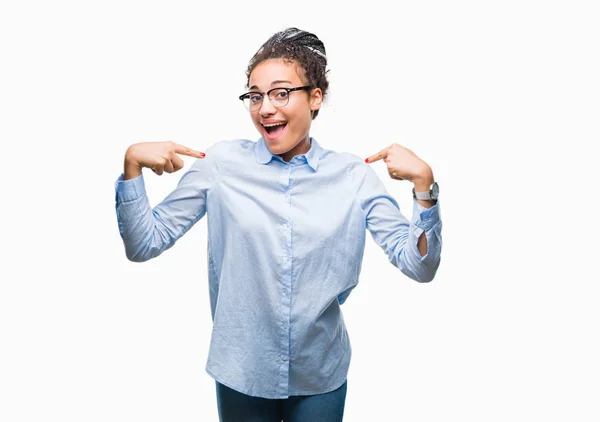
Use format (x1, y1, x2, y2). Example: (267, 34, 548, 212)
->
(115, 137, 442, 399)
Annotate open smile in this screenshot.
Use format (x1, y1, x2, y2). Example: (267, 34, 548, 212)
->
(262, 121, 288, 140)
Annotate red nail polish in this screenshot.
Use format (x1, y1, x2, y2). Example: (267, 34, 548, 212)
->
(365, 158, 369, 163)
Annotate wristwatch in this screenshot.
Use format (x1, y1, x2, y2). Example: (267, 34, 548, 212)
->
(412, 181, 439, 201)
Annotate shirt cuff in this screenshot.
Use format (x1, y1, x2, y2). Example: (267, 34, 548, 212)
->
(115, 173, 146, 202)
(412, 199, 441, 232)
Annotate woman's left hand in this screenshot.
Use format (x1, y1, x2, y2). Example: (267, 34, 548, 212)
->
(365, 143, 433, 183)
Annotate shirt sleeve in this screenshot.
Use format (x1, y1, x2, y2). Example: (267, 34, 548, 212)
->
(352, 161, 442, 282)
(114, 142, 224, 262)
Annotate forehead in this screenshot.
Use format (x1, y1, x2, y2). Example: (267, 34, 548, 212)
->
(249, 58, 304, 89)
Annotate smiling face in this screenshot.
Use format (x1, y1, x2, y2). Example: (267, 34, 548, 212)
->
(247, 58, 322, 162)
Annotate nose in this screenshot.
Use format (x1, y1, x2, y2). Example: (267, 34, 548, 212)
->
(259, 95, 276, 116)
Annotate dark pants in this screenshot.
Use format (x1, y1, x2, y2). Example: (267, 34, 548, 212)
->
(215, 380, 348, 422)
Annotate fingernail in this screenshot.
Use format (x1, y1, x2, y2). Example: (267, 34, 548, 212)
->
(365, 158, 369, 163)
(200, 153, 206, 157)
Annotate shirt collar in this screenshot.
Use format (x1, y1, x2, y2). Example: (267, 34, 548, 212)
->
(255, 137, 322, 171)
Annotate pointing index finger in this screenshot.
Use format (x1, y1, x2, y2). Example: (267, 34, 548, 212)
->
(365, 147, 389, 163)
(173, 143, 205, 158)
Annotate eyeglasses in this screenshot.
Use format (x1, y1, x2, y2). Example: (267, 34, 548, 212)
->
(239, 86, 312, 111)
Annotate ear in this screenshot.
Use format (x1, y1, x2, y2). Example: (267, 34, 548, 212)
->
(309, 87, 323, 111)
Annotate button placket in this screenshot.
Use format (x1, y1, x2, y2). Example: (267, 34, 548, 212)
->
(277, 163, 293, 392)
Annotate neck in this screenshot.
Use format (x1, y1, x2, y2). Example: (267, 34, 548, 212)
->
(279, 135, 311, 163)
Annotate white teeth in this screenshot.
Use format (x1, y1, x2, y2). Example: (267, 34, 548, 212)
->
(263, 122, 287, 127)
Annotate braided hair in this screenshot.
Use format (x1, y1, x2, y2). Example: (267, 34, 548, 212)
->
(246, 28, 329, 120)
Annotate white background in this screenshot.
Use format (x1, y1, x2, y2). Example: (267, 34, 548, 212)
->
(1, 0, 599, 421)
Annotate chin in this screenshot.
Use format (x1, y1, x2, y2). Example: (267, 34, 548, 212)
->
(266, 143, 292, 154)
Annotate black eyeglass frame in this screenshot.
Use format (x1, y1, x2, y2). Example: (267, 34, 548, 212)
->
(238, 85, 313, 110)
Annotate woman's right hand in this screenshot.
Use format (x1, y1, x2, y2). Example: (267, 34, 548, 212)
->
(124, 141, 206, 180)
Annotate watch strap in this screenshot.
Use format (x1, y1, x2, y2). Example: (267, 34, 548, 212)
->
(413, 181, 439, 200)
(413, 188, 433, 200)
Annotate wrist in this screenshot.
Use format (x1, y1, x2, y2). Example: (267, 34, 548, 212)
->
(412, 173, 439, 205)
(124, 164, 142, 180)
(413, 175, 434, 192)
(412, 167, 433, 190)
(124, 147, 142, 180)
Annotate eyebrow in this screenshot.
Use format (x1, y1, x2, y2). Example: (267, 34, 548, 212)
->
(249, 80, 293, 90)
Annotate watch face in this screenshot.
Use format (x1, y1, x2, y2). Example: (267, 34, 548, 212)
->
(431, 182, 439, 199)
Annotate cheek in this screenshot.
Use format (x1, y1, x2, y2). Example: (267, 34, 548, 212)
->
(288, 107, 311, 129)
(294, 114, 312, 134)
(251, 113, 262, 127)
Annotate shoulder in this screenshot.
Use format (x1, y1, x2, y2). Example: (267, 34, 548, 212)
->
(324, 149, 375, 180)
(319, 146, 364, 168)
(205, 139, 249, 155)
(316, 146, 382, 194)
(191, 139, 251, 168)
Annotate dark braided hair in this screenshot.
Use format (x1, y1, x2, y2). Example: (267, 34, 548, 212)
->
(246, 28, 329, 120)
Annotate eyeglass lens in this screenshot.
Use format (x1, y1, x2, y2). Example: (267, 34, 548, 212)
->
(243, 89, 290, 111)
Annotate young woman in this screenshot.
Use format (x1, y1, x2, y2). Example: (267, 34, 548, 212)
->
(115, 27, 442, 422)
